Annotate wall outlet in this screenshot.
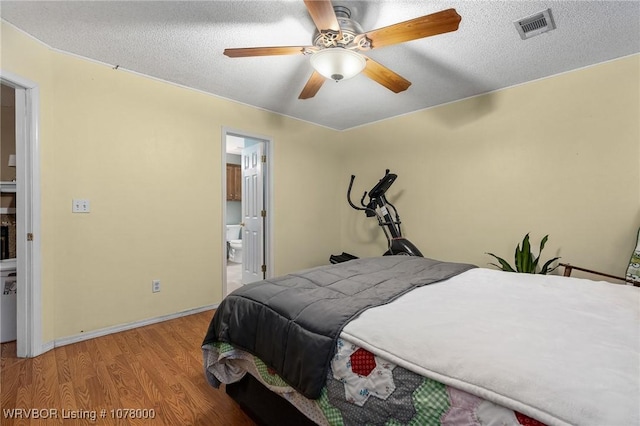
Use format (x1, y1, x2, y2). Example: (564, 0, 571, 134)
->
(72, 199, 90, 213)
(152, 279, 161, 293)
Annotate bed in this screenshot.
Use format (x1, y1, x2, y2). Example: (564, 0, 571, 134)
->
(202, 256, 639, 426)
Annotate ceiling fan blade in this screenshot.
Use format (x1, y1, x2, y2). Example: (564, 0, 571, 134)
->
(299, 71, 325, 99)
(303, 0, 340, 33)
(224, 46, 309, 58)
(365, 8, 461, 49)
(362, 56, 411, 93)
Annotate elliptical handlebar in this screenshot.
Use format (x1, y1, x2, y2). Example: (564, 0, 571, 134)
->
(347, 175, 377, 216)
(367, 172, 397, 199)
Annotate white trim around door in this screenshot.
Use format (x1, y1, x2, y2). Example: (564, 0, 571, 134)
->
(221, 127, 274, 298)
(1, 70, 43, 357)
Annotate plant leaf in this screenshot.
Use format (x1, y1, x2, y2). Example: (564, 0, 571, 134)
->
(487, 253, 516, 272)
(540, 256, 561, 274)
(547, 263, 560, 274)
(532, 255, 540, 272)
(532, 234, 549, 273)
(521, 234, 533, 273)
(539, 235, 549, 253)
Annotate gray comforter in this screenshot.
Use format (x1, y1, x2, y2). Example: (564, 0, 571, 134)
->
(202, 256, 476, 399)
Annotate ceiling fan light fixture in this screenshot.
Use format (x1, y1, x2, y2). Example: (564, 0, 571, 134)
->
(310, 48, 366, 82)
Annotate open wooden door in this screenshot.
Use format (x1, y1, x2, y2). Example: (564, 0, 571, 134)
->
(241, 142, 265, 284)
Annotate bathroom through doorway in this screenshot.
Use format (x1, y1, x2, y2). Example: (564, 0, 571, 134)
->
(222, 128, 273, 298)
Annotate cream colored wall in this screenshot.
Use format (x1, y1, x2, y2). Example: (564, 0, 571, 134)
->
(1, 22, 343, 342)
(339, 55, 640, 281)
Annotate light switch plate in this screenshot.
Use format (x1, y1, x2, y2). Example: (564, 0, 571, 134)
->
(72, 199, 90, 213)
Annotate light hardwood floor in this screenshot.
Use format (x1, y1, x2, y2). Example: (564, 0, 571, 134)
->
(1, 310, 256, 425)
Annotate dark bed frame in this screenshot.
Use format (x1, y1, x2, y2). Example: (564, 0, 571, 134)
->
(226, 374, 319, 426)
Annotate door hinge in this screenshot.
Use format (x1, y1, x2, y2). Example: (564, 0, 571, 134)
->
(27, 233, 34, 241)
(261, 155, 267, 163)
(261, 264, 267, 273)
(261, 210, 266, 217)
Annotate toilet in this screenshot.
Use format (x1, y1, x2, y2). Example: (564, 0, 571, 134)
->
(226, 225, 243, 264)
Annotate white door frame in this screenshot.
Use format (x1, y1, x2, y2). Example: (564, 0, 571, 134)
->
(1, 70, 42, 357)
(221, 127, 273, 297)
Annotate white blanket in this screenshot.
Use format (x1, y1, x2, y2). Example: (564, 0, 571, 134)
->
(341, 268, 640, 426)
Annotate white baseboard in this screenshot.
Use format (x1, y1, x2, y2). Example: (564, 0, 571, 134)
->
(41, 340, 55, 353)
(50, 304, 218, 349)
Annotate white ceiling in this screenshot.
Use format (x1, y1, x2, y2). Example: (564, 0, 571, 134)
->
(1, 1, 638, 130)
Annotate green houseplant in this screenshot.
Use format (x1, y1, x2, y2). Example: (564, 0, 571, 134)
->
(487, 233, 560, 274)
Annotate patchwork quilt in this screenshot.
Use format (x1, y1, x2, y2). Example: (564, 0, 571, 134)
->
(626, 227, 640, 282)
(203, 339, 548, 426)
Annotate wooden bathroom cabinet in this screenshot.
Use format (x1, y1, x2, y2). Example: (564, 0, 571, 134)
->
(226, 164, 241, 201)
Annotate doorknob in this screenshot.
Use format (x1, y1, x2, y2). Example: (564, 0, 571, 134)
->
(240, 222, 245, 227)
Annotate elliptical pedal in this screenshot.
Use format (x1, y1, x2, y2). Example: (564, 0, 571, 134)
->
(329, 252, 359, 264)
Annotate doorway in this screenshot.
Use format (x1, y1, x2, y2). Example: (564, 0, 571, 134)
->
(0, 71, 42, 358)
(222, 128, 273, 298)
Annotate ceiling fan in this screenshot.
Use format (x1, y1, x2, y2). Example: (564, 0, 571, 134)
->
(223, 0, 461, 99)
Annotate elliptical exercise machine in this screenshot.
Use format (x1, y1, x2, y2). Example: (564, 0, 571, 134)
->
(346, 170, 423, 257)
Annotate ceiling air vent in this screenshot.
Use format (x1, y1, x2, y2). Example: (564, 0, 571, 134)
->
(514, 9, 556, 40)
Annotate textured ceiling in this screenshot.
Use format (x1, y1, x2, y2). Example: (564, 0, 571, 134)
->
(1, 1, 639, 130)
